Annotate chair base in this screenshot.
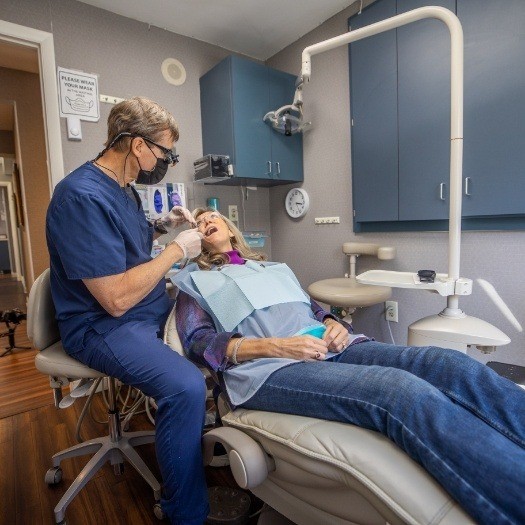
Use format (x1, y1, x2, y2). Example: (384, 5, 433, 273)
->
(49, 430, 159, 524)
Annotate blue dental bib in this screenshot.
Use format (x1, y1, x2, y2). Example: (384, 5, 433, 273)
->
(173, 261, 311, 332)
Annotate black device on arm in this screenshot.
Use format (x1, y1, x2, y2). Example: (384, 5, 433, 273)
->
(417, 270, 436, 283)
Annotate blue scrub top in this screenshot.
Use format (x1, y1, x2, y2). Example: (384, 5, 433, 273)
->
(46, 162, 169, 352)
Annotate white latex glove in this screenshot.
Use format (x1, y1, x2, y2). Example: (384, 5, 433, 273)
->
(172, 229, 203, 259)
(159, 206, 197, 229)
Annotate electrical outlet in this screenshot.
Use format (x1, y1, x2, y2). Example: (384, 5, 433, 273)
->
(385, 301, 398, 322)
(99, 94, 125, 104)
(228, 205, 238, 222)
(315, 216, 340, 225)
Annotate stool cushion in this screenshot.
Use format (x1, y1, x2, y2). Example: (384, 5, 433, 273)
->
(35, 340, 104, 379)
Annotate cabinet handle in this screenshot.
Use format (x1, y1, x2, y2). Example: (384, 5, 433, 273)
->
(464, 177, 471, 196)
(266, 161, 272, 176)
(275, 162, 280, 176)
(439, 182, 446, 201)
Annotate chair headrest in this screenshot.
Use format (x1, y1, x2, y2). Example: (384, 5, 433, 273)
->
(163, 299, 222, 389)
(27, 269, 60, 350)
(163, 304, 185, 356)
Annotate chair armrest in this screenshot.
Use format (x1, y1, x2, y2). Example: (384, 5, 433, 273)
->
(203, 427, 274, 489)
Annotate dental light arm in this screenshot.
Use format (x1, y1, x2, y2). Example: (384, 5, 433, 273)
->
(264, 66, 310, 135)
(301, 7, 463, 302)
(299, 6, 510, 350)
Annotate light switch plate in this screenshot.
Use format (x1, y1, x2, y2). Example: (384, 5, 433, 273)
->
(66, 116, 82, 141)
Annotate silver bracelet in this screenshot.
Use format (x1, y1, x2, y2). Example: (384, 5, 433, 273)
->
(230, 337, 246, 365)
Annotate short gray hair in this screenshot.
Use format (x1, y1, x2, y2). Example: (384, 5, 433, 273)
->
(105, 96, 179, 152)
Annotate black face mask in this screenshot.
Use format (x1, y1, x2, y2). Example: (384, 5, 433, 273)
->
(136, 156, 169, 185)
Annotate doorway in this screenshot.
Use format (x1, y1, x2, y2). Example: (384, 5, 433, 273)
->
(0, 21, 64, 290)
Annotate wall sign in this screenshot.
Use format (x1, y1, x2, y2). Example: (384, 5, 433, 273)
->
(57, 67, 100, 121)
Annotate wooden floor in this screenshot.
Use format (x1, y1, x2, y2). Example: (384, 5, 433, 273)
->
(0, 392, 259, 525)
(0, 345, 53, 419)
(0, 274, 52, 419)
(0, 273, 27, 310)
(0, 276, 263, 524)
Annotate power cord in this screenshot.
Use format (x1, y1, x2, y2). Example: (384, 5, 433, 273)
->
(385, 305, 396, 346)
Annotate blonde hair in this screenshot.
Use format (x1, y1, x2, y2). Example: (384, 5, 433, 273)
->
(192, 207, 267, 270)
(105, 96, 179, 152)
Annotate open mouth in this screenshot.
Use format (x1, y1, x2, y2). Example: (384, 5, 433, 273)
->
(204, 226, 218, 238)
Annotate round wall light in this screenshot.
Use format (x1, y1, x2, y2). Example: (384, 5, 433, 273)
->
(161, 58, 187, 86)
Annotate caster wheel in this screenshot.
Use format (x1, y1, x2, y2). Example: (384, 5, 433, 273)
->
(45, 467, 63, 485)
(153, 503, 166, 520)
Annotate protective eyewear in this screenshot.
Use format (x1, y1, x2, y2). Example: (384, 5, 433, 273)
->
(196, 212, 221, 229)
(142, 137, 179, 166)
(105, 132, 179, 166)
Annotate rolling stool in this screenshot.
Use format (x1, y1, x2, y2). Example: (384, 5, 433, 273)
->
(28, 269, 163, 524)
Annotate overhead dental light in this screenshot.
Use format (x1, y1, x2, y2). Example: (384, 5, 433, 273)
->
(299, 6, 518, 352)
(263, 78, 310, 135)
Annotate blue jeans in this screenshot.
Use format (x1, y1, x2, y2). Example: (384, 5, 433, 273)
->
(241, 341, 525, 525)
(69, 320, 209, 525)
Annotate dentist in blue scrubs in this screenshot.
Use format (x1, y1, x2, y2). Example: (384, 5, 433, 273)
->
(46, 97, 209, 524)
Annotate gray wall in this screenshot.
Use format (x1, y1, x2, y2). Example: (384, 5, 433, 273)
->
(1, 0, 271, 251)
(2, 0, 523, 364)
(267, 1, 525, 366)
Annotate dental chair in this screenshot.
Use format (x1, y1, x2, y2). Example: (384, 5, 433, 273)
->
(164, 304, 475, 525)
(28, 269, 162, 525)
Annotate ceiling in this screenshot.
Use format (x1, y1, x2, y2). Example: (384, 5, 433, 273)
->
(77, 0, 356, 60)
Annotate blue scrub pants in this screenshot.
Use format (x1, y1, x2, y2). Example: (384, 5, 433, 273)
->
(241, 341, 525, 525)
(69, 320, 209, 525)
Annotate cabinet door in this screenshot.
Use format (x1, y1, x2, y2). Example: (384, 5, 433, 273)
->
(267, 67, 303, 182)
(230, 56, 273, 180)
(459, 0, 525, 216)
(397, 0, 454, 221)
(200, 57, 235, 161)
(350, 0, 398, 222)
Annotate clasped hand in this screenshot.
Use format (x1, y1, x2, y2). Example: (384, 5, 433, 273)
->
(275, 320, 350, 361)
(322, 319, 351, 353)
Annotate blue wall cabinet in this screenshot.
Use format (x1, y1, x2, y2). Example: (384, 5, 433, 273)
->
(350, 0, 525, 231)
(459, 0, 525, 217)
(200, 55, 303, 186)
(397, 0, 454, 221)
(349, 0, 398, 222)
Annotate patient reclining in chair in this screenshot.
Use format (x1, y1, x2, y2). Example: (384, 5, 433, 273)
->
(172, 208, 525, 525)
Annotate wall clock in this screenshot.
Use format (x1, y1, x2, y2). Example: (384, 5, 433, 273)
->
(285, 188, 310, 218)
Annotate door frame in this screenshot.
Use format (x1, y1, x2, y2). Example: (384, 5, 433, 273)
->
(0, 21, 64, 287)
(0, 21, 64, 191)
